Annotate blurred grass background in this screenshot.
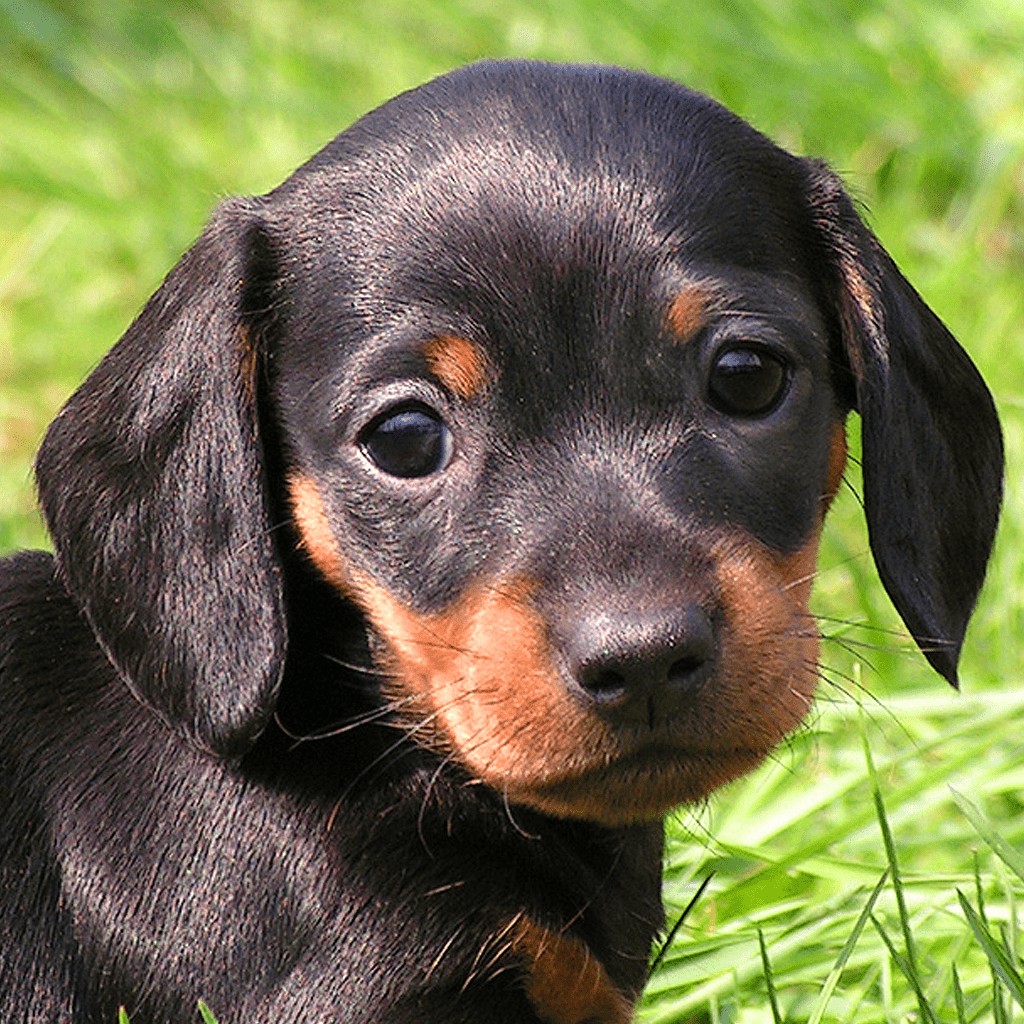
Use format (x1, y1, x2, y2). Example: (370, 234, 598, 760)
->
(1, 1, 1022, 1020)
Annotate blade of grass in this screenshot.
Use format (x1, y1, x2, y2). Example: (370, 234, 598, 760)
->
(951, 789, 1024, 885)
(870, 914, 937, 1023)
(953, 964, 966, 1023)
(995, 976, 1008, 1024)
(198, 1001, 219, 1024)
(957, 891, 1024, 1008)
(861, 711, 936, 1024)
(648, 873, 714, 978)
(757, 928, 783, 1024)
(807, 871, 888, 1024)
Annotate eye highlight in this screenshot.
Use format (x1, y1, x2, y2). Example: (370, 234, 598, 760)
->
(361, 406, 454, 478)
(707, 345, 789, 417)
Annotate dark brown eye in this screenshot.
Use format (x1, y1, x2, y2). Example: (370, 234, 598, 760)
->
(708, 346, 789, 417)
(361, 407, 453, 478)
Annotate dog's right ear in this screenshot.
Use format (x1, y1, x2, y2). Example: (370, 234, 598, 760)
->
(36, 199, 287, 757)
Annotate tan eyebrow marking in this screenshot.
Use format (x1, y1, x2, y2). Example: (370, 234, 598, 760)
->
(422, 334, 491, 399)
(666, 286, 714, 344)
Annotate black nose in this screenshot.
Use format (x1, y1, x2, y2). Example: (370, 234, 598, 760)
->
(569, 605, 716, 727)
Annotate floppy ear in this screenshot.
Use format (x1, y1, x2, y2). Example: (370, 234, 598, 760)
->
(806, 162, 1003, 684)
(35, 199, 286, 755)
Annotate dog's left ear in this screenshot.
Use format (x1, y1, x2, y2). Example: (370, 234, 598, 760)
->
(805, 161, 1003, 685)
(35, 199, 286, 755)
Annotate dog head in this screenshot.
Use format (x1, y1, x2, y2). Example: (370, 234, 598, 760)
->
(36, 61, 1002, 825)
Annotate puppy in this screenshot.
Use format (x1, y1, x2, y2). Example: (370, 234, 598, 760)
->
(0, 60, 1002, 1023)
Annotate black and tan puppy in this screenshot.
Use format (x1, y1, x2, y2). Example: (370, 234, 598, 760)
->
(0, 61, 1002, 1022)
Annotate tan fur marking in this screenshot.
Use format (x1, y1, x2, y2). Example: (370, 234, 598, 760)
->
(422, 334, 491, 399)
(709, 530, 822, 748)
(823, 421, 848, 514)
(352, 576, 597, 776)
(666, 287, 712, 343)
(837, 252, 886, 380)
(287, 473, 828, 827)
(512, 918, 633, 1024)
(287, 474, 350, 593)
(350, 533, 823, 825)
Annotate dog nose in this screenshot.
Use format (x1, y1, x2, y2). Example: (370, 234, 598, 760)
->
(570, 605, 716, 727)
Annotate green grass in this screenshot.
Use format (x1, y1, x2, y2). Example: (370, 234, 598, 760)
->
(2, 2, 1022, 1021)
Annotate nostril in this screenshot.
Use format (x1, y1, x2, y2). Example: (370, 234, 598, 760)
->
(581, 667, 628, 701)
(667, 653, 709, 688)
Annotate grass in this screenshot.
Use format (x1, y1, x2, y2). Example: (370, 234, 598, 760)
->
(2, 1, 1022, 1020)
(646, 691, 1024, 1021)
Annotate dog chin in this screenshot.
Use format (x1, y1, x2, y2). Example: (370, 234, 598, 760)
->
(507, 746, 771, 826)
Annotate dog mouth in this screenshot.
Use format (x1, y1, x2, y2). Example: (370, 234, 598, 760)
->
(505, 742, 773, 825)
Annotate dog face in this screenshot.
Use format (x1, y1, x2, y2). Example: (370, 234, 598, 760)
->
(35, 62, 1002, 827)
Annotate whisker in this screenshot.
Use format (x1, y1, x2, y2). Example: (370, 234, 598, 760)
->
(823, 636, 883, 675)
(813, 614, 913, 639)
(812, 548, 873, 576)
(823, 633, 920, 659)
(809, 662, 871, 704)
(501, 786, 540, 840)
(417, 753, 465, 852)
(272, 685, 421, 745)
(812, 663, 917, 742)
(423, 927, 464, 984)
(838, 472, 865, 508)
(330, 687, 485, 810)
(781, 566, 819, 593)
(322, 653, 390, 678)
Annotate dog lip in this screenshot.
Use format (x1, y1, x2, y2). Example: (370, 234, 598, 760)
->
(520, 742, 771, 809)
(575, 742, 770, 775)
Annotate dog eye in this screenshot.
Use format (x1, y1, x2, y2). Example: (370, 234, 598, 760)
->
(361, 407, 454, 478)
(707, 346, 789, 417)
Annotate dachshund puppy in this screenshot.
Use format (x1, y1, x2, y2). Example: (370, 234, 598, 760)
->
(0, 60, 1002, 1023)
